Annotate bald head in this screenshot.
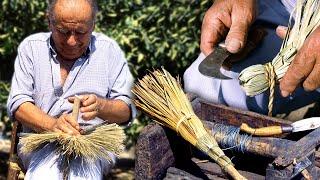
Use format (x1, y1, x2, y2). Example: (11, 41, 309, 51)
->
(48, 0, 98, 25)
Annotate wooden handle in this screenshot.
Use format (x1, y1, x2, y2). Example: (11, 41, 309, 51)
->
(72, 96, 81, 122)
(240, 123, 285, 136)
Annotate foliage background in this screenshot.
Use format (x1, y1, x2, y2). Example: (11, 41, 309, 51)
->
(0, 0, 211, 143)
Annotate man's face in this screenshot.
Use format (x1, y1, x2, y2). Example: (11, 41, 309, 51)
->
(49, 0, 94, 60)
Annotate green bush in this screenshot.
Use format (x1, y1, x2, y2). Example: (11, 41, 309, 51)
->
(0, 0, 211, 142)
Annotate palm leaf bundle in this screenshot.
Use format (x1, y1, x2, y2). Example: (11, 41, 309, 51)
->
(20, 123, 125, 162)
(132, 68, 246, 180)
(238, 0, 320, 115)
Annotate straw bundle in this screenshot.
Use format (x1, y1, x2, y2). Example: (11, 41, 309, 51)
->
(238, 0, 320, 115)
(20, 123, 125, 163)
(132, 68, 246, 180)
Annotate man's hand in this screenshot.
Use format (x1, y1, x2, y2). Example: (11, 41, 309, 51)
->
(201, 0, 257, 55)
(278, 26, 320, 97)
(69, 94, 101, 120)
(52, 114, 80, 135)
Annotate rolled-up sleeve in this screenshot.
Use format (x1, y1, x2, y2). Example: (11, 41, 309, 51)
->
(107, 43, 136, 120)
(7, 42, 35, 120)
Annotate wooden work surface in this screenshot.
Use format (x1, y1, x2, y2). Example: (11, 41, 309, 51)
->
(135, 97, 319, 179)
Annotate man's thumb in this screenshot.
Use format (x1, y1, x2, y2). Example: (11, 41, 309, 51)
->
(225, 23, 248, 53)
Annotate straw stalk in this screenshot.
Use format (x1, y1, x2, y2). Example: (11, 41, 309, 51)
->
(239, 0, 320, 115)
(132, 68, 246, 180)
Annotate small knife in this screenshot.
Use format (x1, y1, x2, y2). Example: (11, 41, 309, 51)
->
(198, 27, 267, 79)
(240, 117, 320, 136)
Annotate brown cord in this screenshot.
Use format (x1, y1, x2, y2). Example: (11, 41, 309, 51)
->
(265, 63, 276, 116)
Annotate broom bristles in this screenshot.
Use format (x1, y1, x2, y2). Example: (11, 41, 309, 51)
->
(20, 123, 126, 163)
(132, 68, 246, 180)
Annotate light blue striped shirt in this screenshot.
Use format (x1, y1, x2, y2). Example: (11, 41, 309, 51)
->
(281, 0, 296, 14)
(7, 32, 135, 132)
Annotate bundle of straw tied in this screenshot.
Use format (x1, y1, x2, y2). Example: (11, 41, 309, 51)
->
(132, 68, 246, 180)
(239, 0, 320, 116)
(19, 97, 126, 176)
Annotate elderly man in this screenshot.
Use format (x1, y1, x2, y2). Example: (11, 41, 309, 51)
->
(7, 0, 134, 179)
(184, 0, 320, 115)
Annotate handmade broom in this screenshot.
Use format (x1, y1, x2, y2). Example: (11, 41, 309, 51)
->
(132, 68, 246, 180)
(19, 96, 126, 177)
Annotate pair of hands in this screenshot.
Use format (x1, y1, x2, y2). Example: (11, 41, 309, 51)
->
(51, 94, 102, 135)
(202, 0, 320, 97)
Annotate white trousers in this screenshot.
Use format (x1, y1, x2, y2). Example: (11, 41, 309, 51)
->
(18, 143, 115, 180)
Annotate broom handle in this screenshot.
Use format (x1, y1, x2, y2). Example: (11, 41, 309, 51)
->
(72, 95, 81, 123)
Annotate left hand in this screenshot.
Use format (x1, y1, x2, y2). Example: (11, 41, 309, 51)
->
(277, 26, 320, 97)
(69, 94, 102, 120)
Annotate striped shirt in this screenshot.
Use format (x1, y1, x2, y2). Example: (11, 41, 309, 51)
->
(7, 32, 135, 132)
(281, 0, 296, 14)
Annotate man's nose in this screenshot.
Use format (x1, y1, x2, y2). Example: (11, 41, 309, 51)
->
(67, 34, 77, 46)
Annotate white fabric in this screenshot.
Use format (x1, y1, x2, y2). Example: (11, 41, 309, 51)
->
(281, 0, 296, 14)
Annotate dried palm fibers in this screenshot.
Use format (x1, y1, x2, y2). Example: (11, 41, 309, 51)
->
(20, 123, 125, 163)
(132, 68, 246, 180)
(239, 0, 320, 116)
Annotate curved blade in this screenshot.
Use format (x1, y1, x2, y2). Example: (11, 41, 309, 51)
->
(291, 117, 320, 132)
(198, 44, 232, 79)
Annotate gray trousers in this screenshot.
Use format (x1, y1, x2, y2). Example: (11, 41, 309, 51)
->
(184, 0, 320, 115)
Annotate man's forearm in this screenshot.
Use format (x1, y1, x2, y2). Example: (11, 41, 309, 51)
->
(97, 99, 130, 124)
(15, 102, 56, 132)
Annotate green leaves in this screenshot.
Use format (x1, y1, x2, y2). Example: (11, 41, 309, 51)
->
(96, 0, 211, 77)
(0, 0, 212, 142)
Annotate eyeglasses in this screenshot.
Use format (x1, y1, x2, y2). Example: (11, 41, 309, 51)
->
(54, 26, 91, 37)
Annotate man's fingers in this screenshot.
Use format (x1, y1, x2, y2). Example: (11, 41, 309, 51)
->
(80, 103, 97, 113)
(303, 63, 320, 91)
(82, 111, 97, 121)
(276, 26, 288, 40)
(225, 2, 255, 54)
(200, 4, 230, 56)
(280, 51, 315, 96)
(226, 17, 251, 53)
(81, 95, 96, 106)
(65, 115, 80, 130)
(68, 97, 75, 103)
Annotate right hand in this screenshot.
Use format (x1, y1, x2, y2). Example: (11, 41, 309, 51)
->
(201, 0, 257, 55)
(51, 113, 80, 135)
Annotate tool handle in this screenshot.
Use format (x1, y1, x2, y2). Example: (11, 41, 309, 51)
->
(240, 123, 293, 136)
(72, 96, 81, 122)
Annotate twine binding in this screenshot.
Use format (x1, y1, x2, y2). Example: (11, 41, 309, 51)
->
(265, 62, 276, 116)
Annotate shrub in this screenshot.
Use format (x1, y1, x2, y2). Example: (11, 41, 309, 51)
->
(0, 0, 211, 142)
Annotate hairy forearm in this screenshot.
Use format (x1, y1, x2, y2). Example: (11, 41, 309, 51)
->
(97, 99, 130, 124)
(14, 102, 55, 132)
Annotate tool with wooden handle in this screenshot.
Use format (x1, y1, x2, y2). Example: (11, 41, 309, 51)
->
(240, 117, 320, 136)
(70, 95, 109, 135)
(72, 95, 81, 123)
(198, 27, 267, 79)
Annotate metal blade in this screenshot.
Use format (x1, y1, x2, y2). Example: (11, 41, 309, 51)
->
(291, 117, 320, 132)
(198, 44, 232, 79)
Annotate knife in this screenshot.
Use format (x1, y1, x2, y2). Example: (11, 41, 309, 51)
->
(240, 117, 320, 136)
(198, 27, 267, 79)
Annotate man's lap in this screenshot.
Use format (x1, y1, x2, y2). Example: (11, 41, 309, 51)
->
(18, 143, 115, 180)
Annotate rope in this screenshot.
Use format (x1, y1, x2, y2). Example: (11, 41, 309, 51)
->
(265, 63, 276, 116)
(176, 113, 194, 133)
